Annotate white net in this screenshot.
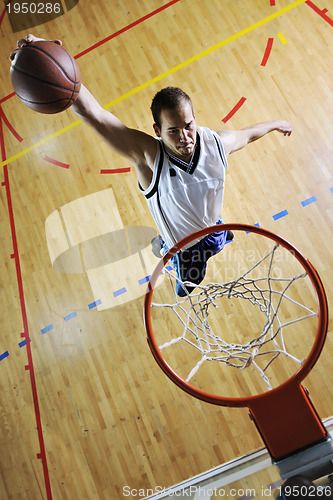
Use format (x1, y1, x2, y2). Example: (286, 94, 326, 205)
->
(150, 241, 318, 392)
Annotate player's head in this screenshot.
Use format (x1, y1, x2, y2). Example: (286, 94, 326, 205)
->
(151, 87, 196, 160)
(151, 87, 194, 129)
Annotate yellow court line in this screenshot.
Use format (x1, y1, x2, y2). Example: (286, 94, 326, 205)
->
(0, 0, 306, 170)
(277, 32, 288, 44)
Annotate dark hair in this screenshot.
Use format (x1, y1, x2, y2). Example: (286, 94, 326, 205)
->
(150, 87, 193, 129)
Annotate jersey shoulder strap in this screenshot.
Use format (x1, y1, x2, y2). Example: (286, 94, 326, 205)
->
(139, 140, 164, 199)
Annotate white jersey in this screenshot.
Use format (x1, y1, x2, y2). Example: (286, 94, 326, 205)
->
(140, 126, 228, 250)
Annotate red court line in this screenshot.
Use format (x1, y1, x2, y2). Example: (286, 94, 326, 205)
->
(222, 97, 247, 123)
(75, 0, 181, 59)
(306, 0, 333, 26)
(0, 107, 23, 142)
(0, 92, 16, 105)
(0, 0, 12, 27)
(44, 155, 69, 168)
(0, 113, 52, 499)
(261, 37, 274, 66)
(100, 167, 131, 174)
(0, 112, 6, 161)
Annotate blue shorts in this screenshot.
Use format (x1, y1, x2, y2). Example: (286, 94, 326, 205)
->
(163, 218, 229, 297)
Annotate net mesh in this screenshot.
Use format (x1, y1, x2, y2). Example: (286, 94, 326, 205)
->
(151, 242, 318, 391)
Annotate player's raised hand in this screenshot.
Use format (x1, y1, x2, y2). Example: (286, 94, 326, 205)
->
(26, 34, 62, 45)
(9, 34, 62, 61)
(275, 120, 293, 136)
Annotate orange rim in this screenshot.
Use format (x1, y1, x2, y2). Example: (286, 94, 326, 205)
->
(144, 224, 329, 408)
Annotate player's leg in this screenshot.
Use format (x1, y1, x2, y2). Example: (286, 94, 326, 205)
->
(150, 220, 234, 297)
(175, 226, 233, 297)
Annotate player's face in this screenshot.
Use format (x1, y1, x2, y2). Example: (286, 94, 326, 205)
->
(154, 102, 197, 161)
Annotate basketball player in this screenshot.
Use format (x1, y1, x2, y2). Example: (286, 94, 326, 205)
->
(11, 35, 293, 296)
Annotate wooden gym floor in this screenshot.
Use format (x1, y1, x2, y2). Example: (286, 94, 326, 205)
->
(0, 0, 332, 498)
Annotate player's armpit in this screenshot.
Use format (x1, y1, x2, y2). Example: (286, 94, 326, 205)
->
(216, 129, 248, 156)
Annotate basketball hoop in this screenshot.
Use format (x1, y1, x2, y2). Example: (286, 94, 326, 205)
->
(144, 224, 330, 466)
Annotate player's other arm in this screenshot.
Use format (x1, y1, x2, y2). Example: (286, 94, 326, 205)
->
(217, 120, 292, 156)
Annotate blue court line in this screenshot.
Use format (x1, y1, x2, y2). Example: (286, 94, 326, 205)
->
(88, 299, 102, 309)
(301, 196, 317, 207)
(64, 311, 77, 321)
(139, 276, 151, 285)
(273, 209, 289, 221)
(330, 187, 333, 193)
(113, 287, 127, 297)
(18, 338, 31, 348)
(246, 222, 260, 234)
(41, 324, 54, 334)
(0, 351, 9, 361)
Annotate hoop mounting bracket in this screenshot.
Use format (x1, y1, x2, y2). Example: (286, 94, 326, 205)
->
(248, 383, 328, 460)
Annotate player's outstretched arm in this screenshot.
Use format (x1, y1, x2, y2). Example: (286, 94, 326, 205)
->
(72, 85, 157, 189)
(217, 120, 292, 156)
(72, 84, 157, 167)
(10, 35, 157, 189)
